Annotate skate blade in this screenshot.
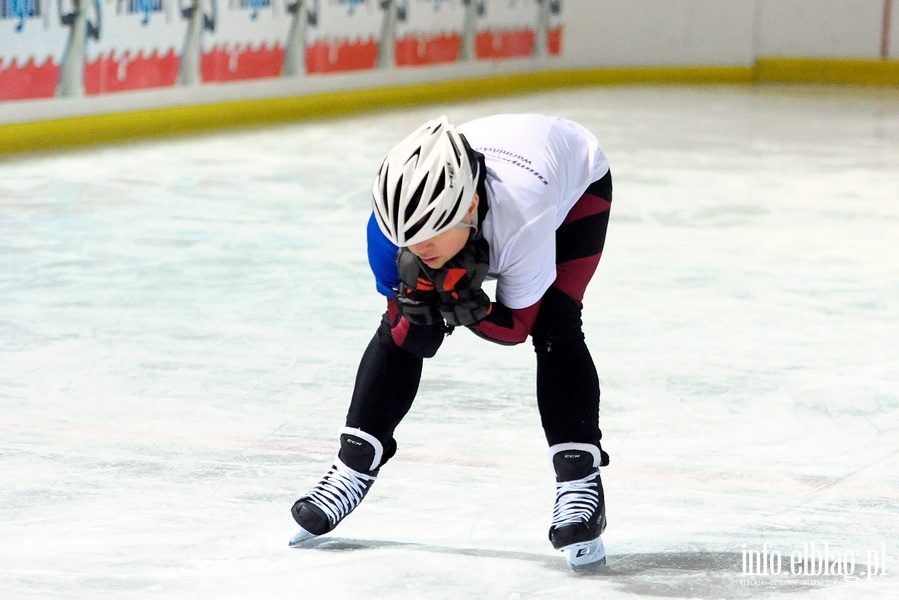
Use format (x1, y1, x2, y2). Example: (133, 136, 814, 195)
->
(288, 527, 317, 547)
(560, 538, 607, 572)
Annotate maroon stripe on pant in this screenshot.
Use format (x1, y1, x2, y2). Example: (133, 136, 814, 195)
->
(553, 254, 603, 305)
(552, 182, 612, 305)
(561, 193, 611, 226)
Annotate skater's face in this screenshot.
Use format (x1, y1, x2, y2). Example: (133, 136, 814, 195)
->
(407, 195, 479, 270)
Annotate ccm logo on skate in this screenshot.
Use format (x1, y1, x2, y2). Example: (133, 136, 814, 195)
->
(576, 547, 591, 558)
(346, 438, 363, 446)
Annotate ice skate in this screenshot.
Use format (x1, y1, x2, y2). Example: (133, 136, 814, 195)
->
(289, 428, 386, 546)
(548, 443, 607, 571)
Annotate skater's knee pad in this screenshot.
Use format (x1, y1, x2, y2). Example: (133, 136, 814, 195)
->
(531, 287, 585, 354)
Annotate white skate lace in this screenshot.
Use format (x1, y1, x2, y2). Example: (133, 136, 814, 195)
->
(305, 460, 377, 526)
(551, 472, 600, 528)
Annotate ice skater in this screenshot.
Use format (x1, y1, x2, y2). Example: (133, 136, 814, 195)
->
(290, 113, 613, 570)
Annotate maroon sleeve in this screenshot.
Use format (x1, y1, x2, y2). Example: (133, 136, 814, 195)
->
(468, 300, 541, 346)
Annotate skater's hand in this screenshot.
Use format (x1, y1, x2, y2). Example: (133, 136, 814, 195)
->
(395, 248, 442, 326)
(422, 233, 492, 327)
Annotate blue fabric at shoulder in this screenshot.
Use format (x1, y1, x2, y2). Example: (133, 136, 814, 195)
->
(367, 213, 400, 297)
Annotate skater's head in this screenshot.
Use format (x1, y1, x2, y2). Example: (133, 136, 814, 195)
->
(371, 116, 480, 249)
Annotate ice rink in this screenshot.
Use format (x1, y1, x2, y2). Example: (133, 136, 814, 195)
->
(2, 85, 898, 599)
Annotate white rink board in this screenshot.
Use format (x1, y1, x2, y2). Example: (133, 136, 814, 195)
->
(1, 85, 898, 599)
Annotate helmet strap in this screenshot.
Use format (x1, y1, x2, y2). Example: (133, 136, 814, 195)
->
(454, 197, 480, 234)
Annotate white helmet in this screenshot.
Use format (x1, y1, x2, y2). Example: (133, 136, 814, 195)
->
(371, 116, 479, 247)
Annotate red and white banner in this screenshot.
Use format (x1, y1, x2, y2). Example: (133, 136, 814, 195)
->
(0, 0, 67, 100)
(82, 1, 181, 95)
(0, 0, 565, 102)
(393, 0, 467, 67)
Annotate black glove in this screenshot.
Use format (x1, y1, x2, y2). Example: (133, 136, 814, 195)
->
(394, 248, 442, 326)
(420, 233, 491, 327)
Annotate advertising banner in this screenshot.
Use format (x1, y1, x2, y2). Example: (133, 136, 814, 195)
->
(0, 0, 564, 102)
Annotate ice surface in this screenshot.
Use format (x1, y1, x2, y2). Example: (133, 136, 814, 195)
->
(1, 85, 898, 599)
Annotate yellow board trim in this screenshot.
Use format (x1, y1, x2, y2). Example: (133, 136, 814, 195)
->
(755, 57, 899, 86)
(0, 60, 895, 156)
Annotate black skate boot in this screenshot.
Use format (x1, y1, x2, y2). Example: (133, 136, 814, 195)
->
(548, 443, 607, 571)
(289, 428, 391, 546)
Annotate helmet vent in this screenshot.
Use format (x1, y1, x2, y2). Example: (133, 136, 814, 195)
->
(405, 216, 426, 242)
(390, 173, 403, 235)
(435, 189, 464, 231)
(407, 146, 422, 166)
(447, 134, 463, 164)
(406, 178, 427, 222)
(433, 168, 446, 198)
